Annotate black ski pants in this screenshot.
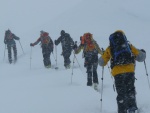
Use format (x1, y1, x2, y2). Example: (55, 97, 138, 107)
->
(42, 46, 51, 67)
(85, 55, 98, 86)
(62, 51, 71, 67)
(7, 44, 17, 63)
(114, 72, 137, 113)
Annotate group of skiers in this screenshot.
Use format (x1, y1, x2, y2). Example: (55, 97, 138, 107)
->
(4, 29, 146, 113)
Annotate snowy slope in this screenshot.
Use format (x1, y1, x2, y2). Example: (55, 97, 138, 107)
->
(0, 0, 150, 113)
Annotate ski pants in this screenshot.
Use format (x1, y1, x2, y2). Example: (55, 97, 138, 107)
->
(42, 46, 51, 66)
(114, 73, 137, 113)
(7, 44, 17, 63)
(62, 51, 71, 67)
(85, 55, 98, 85)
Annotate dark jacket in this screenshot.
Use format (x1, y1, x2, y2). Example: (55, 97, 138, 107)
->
(4, 31, 19, 46)
(55, 33, 74, 54)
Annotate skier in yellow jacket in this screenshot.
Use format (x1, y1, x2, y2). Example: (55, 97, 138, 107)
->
(98, 30, 146, 113)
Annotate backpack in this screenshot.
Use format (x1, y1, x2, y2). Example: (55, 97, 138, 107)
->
(83, 33, 99, 58)
(109, 32, 134, 68)
(41, 32, 50, 44)
(5, 31, 13, 40)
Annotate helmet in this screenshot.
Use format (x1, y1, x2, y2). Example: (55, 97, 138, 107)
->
(60, 30, 65, 35)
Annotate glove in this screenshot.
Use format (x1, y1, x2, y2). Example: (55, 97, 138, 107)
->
(54, 40, 57, 45)
(81, 44, 84, 46)
(30, 43, 34, 46)
(141, 49, 146, 53)
(73, 43, 77, 50)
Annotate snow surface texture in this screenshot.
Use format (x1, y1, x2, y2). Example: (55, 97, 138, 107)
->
(0, 0, 150, 113)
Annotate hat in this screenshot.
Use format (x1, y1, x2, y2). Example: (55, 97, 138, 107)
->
(60, 30, 65, 35)
(114, 30, 125, 35)
(40, 30, 44, 34)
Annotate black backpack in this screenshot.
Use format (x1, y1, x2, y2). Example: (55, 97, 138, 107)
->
(109, 32, 134, 69)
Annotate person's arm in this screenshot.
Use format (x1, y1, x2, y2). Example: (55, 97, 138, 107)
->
(131, 45, 146, 62)
(95, 42, 103, 55)
(13, 34, 20, 40)
(30, 37, 41, 46)
(4, 34, 7, 44)
(98, 46, 111, 66)
(55, 36, 61, 45)
(74, 44, 83, 54)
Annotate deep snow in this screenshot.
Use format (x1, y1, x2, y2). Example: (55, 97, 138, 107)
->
(0, 0, 150, 113)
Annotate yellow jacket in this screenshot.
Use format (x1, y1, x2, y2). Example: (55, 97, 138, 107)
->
(99, 45, 145, 76)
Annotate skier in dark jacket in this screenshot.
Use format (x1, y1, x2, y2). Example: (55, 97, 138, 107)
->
(98, 30, 146, 113)
(30, 31, 53, 68)
(4, 29, 20, 63)
(73, 33, 103, 90)
(54, 30, 74, 69)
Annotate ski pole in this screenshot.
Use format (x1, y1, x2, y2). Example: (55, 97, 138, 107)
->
(3, 44, 6, 61)
(101, 48, 115, 91)
(100, 66, 104, 113)
(52, 52, 56, 63)
(55, 45, 58, 69)
(19, 40, 25, 54)
(74, 54, 80, 67)
(107, 64, 115, 92)
(74, 52, 84, 75)
(71, 52, 76, 84)
(144, 60, 150, 89)
(30, 47, 32, 70)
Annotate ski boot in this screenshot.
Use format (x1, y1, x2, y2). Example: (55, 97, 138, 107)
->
(65, 64, 71, 69)
(93, 83, 99, 91)
(45, 64, 51, 68)
(127, 107, 138, 113)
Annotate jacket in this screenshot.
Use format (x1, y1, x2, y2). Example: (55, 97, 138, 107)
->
(98, 44, 146, 76)
(33, 34, 53, 51)
(74, 40, 103, 56)
(55, 33, 74, 53)
(4, 32, 19, 46)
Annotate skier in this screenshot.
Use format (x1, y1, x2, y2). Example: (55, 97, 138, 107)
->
(73, 33, 103, 89)
(30, 31, 53, 68)
(4, 29, 20, 63)
(98, 30, 146, 113)
(54, 30, 74, 69)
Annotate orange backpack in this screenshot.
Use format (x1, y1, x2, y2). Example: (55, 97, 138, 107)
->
(41, 32, 50, 44)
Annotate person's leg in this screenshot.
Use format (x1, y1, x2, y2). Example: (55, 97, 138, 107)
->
(86, 64, 92, 86)
(42, 47, 51, 67)
(93, 62, 98, 84)
(63, 52, 71, 68)
(13, 45, 17, 62)
(7, 45, 12, 63)
(125, 73, 138, 112)
(115, 74, 127, 113)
